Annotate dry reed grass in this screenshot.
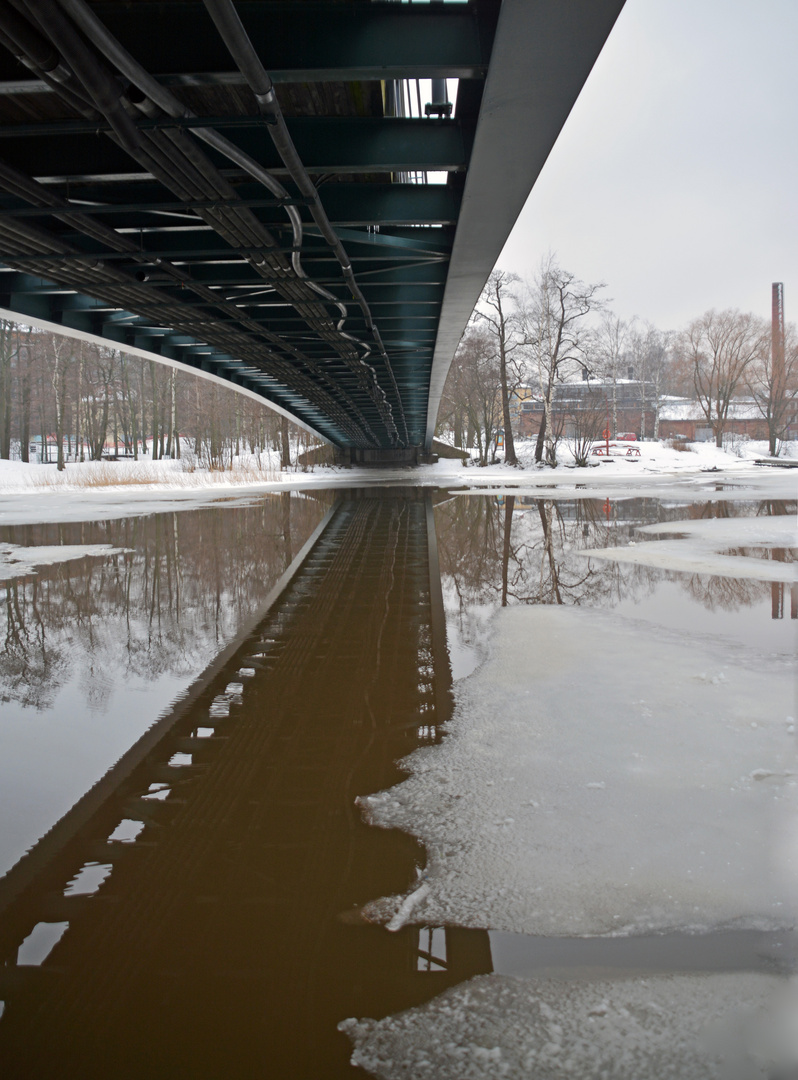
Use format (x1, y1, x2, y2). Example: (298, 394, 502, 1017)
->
(15, 458, 279, 491)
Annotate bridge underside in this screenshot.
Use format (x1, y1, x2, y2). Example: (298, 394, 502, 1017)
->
(0, 0, 624, 453)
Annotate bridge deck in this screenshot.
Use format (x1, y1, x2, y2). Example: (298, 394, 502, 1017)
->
(0, 0, 624, 453)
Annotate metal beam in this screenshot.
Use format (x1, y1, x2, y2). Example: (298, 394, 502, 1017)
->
(0, 2, 489, 88)
(0, 184, 460, 228)
(0, 0, 627, 453)
(0, 119, 472, 181)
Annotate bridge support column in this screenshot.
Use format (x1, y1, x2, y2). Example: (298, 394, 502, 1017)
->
(338, 446, 438, 467)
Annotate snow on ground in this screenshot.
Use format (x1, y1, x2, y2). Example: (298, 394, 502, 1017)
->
(583, 515, 797, 583)
(0, 542, 129, 579)
(0, 440, 796, 526)
(340, 972, 797, 1080)
(358, 606, 797, 938)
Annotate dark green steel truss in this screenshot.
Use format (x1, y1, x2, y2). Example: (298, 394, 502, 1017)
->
(0, 0, 625, 451)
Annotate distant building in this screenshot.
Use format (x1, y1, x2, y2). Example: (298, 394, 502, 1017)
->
(515, 379, 656, 439)
(658, 399, 771, 442)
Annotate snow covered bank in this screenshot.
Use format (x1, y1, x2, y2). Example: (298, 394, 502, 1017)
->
(341, 972, 797, 1080)
(1, 440, 795, 528)
(584, 515, 797, 582)
(358, 605, 797, 938)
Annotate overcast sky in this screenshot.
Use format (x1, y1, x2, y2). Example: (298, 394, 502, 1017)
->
(497, 0, 797, 332)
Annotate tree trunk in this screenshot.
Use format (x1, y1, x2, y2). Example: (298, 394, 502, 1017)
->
(139, 365, 147, 455)
(172, 370, 180, 459)
(75, 352, 85, 461)
(19, 346, 30, 462)
(280, 415, 291, 468)
(51, 344, 65, 472)
(539, 374, 557, 464)
(769, 416, 778, 457)
(149, 360, 160, 459)
(611, 378, 617, 437)
(499, 349, 517, 465)
(165, 368, 175, 457)
(0, 322, 14, 458)
(534, 409, 547, 463)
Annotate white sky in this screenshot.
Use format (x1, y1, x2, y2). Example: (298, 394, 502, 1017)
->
(497, 0, 797, 332)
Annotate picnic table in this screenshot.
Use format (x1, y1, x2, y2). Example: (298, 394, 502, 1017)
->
(591, 443, 640, 458)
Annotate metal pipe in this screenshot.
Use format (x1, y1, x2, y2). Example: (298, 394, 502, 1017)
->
(19, 0, 141, 155)
(0, 1, 97, 115)
(53, 0, 349, 345)
(201, 0, 405, 443)
(19, 0, 384, 443)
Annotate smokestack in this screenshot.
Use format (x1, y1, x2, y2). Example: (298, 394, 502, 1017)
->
(772, 282, 785, 395)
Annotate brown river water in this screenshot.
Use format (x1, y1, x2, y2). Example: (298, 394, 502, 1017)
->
(0, 488, 795, 1078)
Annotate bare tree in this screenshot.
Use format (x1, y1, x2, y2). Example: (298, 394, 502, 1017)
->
(0, 320, 19, 458)
(681, 309, 768, 447)
(48, 335, 76, 471)
(594, 314, 628, 435)
(437, 335, 473, 450)
(441, 327, 502, 465)
(746, 320, 798, 455)
(474, 270, 524, 465)
(628, 323, 672, 439)
(519, 256, 605, 465)
(566, 389, 606, 466)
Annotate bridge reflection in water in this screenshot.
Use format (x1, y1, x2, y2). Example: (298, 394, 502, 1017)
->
(0, 491, 491, 1079)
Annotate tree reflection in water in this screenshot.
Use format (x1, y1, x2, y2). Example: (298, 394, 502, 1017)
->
(0, 493, 331, 713)
(434, 494, 795, 657)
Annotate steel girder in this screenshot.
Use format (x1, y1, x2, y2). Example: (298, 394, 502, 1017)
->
(0, 0, 626, 453)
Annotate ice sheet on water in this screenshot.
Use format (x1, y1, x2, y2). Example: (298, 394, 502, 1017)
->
(340, 972, 797, 1080)
(581, 515, 797, 582)
(358, 606, 797, 938)
(0, 542, 130, 579)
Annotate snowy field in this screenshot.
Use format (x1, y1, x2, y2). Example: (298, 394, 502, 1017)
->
(0, 439, 796, 527)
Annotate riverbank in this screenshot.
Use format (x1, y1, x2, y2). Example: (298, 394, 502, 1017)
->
(1, 439, 796, 526)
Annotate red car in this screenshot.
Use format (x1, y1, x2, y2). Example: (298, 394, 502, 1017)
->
(615, 432, 638, 442)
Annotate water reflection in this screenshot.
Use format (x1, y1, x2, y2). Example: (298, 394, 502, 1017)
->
(0, 489, 793, 1078)
(0, 494, 333, 878)
(0, 491, 491, 1079)
(1, 493, 328, 713)
(435, 494, 796, 670)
